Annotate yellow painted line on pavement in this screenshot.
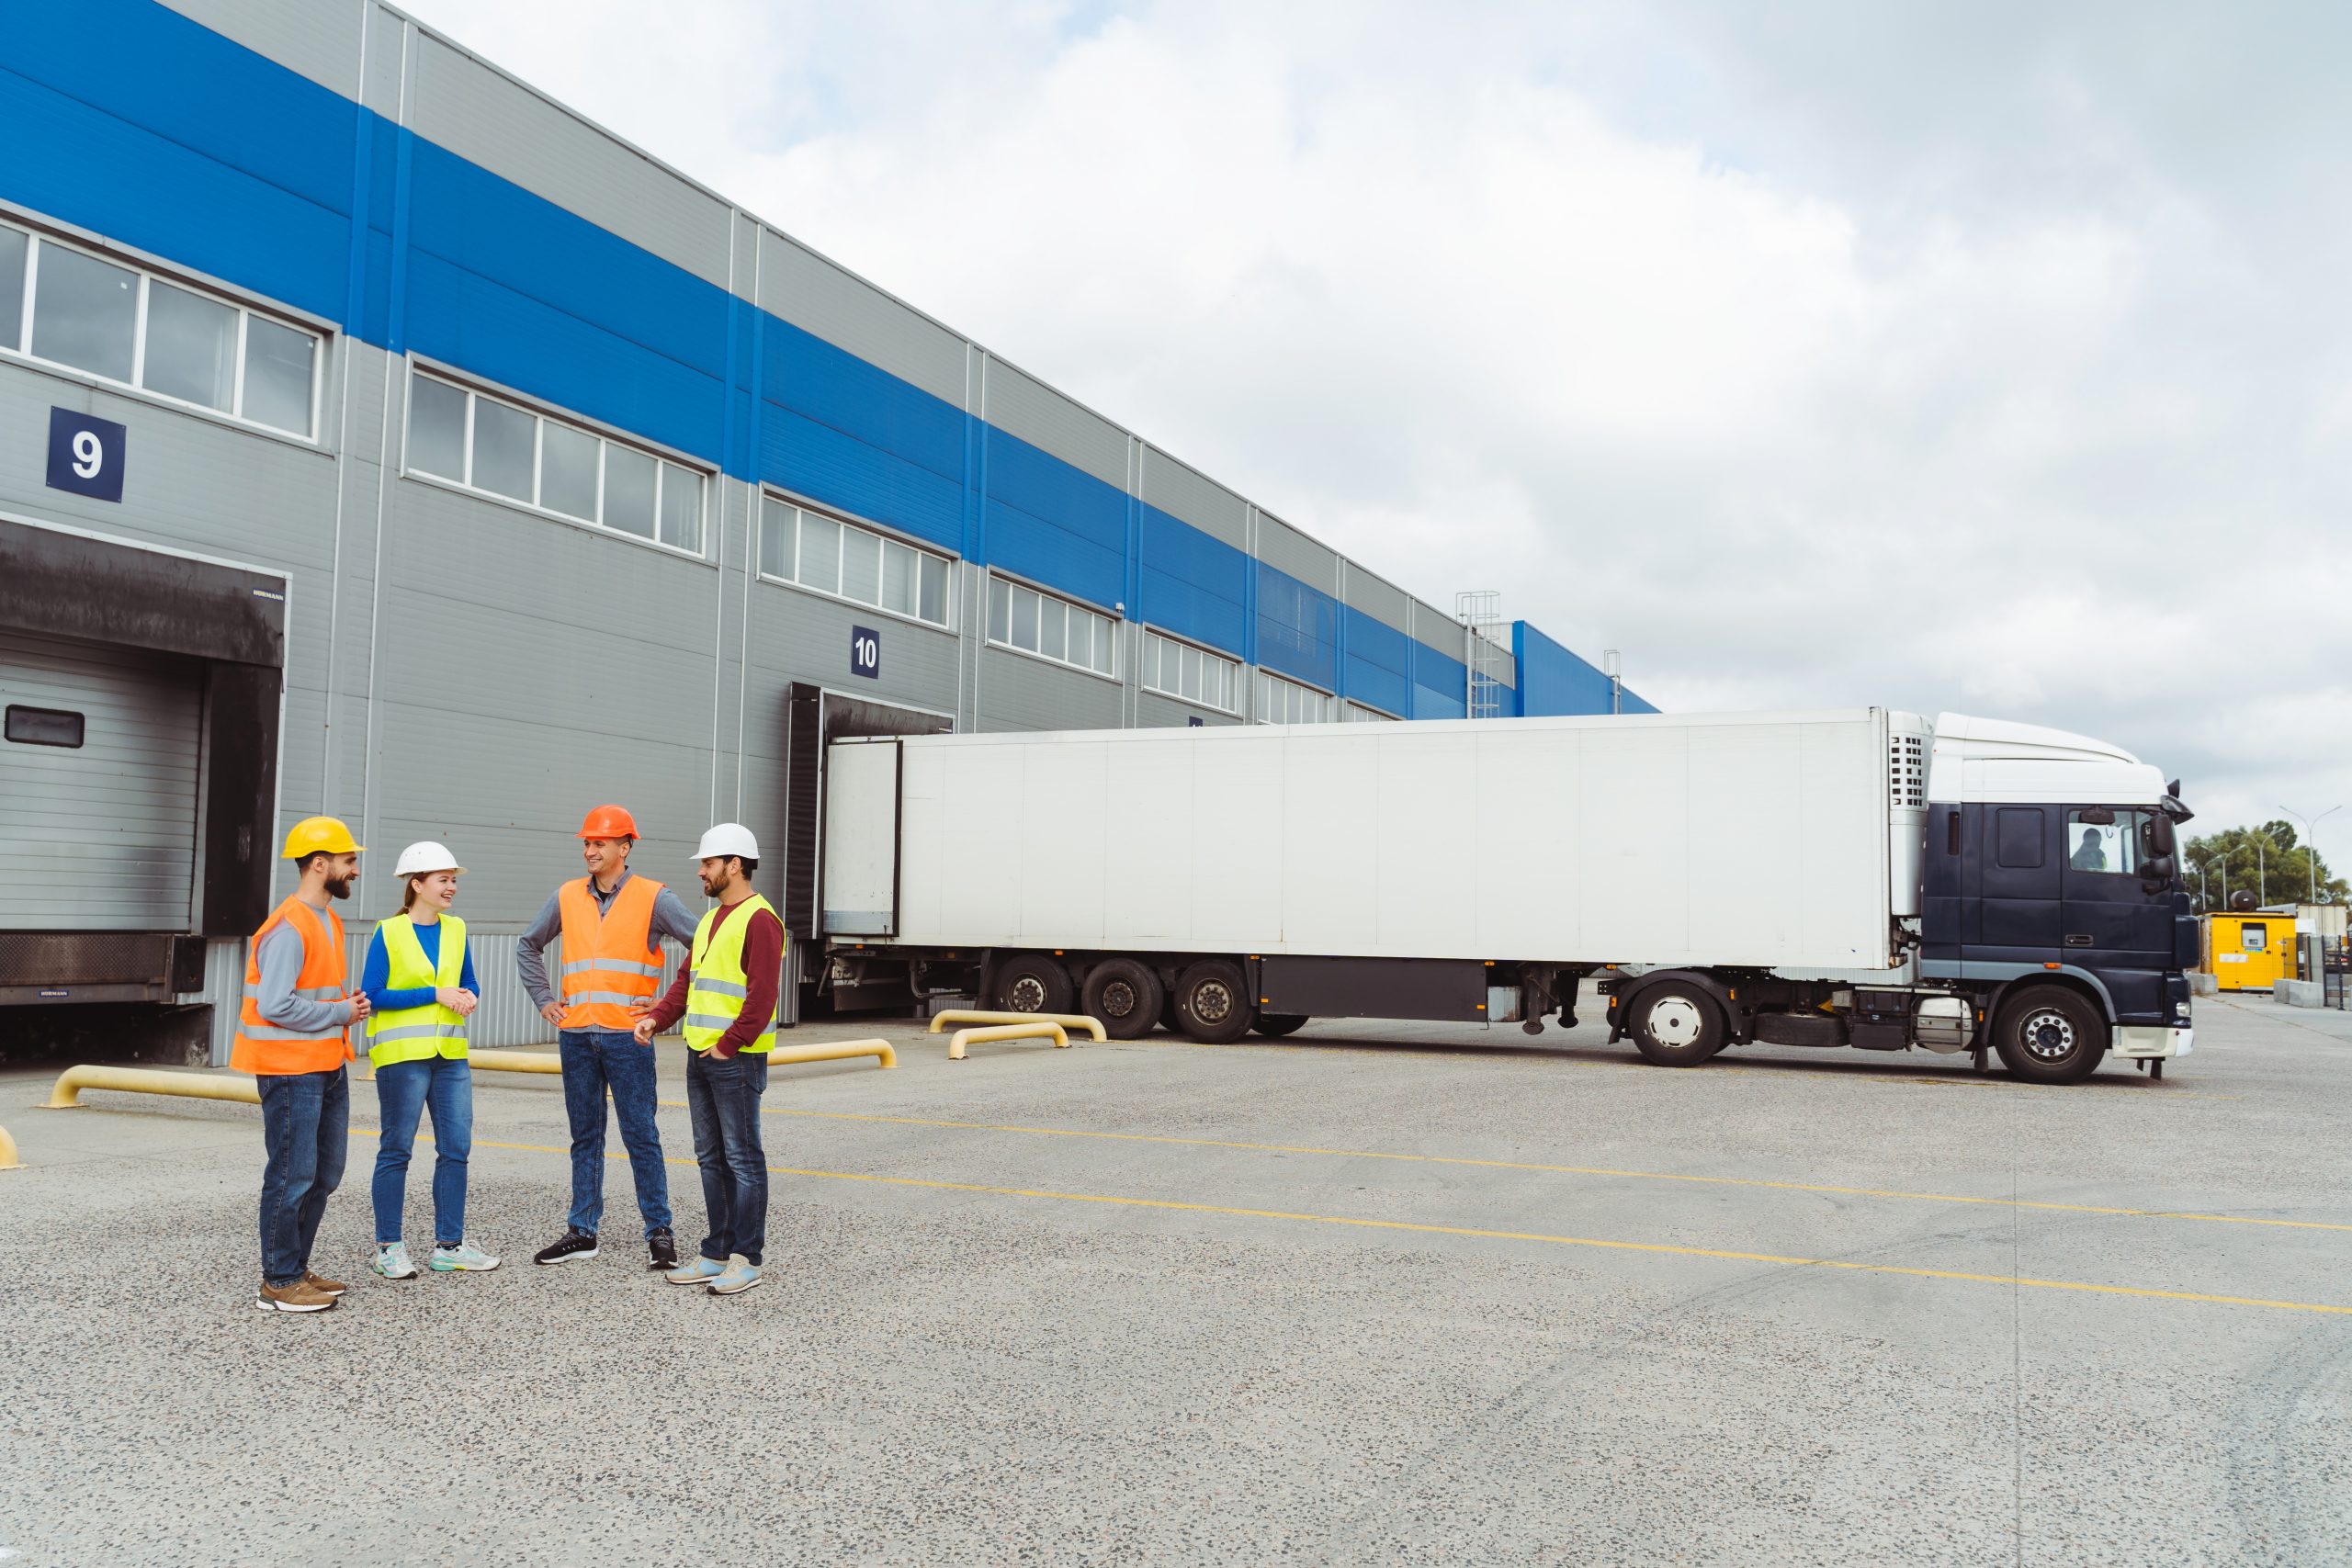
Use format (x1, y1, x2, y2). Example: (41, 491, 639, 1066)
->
(356, 1127, 2352, 1318)
(658, 1103, 2352, 1235)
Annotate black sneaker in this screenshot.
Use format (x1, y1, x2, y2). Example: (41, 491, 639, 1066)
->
(647, 1228, 678, 1271)
(532, 1229, 599, 1266)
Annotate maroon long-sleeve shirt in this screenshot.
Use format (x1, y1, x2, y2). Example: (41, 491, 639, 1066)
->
(646, 900, 786, 1059)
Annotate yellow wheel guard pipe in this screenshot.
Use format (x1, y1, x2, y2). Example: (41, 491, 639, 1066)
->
(929, 1010, 1106, 1043)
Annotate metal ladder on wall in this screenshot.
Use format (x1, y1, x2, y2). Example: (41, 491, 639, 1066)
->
(1456, 591, 1510, 720)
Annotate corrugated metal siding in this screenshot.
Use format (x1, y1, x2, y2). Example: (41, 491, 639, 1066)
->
(983, 360, 1127, 491)
(1342, 567, 1410, 634)
(758, 231, 965, 406)
(1253, 514, 1337, 593)
(1138, 506, 1248, 659)
(0, 630, 203, 930)
(1140, 447, 1247, 550)
(760, 316, 965, 556)
(156, 0, 362, 97)
(978, 646, 1125, 733)
(983, 430, 1127, 611)
(407, 35, 732, 288)
(1254, 562, 1338, 693)
(359, 3, 404, 118)
(1134, 690, 1239, 728)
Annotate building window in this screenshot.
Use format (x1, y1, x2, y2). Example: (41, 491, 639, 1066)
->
(1142, 629, 1236, 713)
(1, 220, 320, 436)
(407, 370, 704, 555)
(1256, 671, 1336, 725)
(1344, 702, 1398, 722)
(987, 575, 1115, 677)
(759, 495, 950, 628)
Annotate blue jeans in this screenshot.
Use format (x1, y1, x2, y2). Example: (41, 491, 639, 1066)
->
(257, 1066, 349, 1287)
(559, 1030, 671, 1236)
(685, 1049, 768, 1267)
(371, 1055, 472, 1247)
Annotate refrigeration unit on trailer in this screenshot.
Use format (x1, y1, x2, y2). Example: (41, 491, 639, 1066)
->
(817, 708, 2196, 1083)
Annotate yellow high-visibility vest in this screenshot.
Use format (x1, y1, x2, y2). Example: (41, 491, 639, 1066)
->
(366, 913, 470, 1067)
(682, 895, 779, 1055)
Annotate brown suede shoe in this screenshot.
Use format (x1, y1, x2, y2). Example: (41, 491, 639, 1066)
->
(255, 1279, 337, 1313)
(303, 1269, 349, 1297)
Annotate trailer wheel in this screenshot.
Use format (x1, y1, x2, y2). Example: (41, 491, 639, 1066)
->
(1992, 986, 2108, 1084)
(994, 953, 1074, 1016)
(1628, 982, 1725, 1067)
(1253, 1013, 1309, 1038)
(1082, 958, 1164, 1041)
(1173, 959, 1255, 1044)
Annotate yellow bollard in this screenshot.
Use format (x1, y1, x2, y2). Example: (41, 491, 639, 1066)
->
(45, 1065, 262, 1110)
(769, 1038, 897, 1070)
(0, 1122, 17, 1170)
(929, 1010, 1106, 1043)
(946, 1021, 1070, 1061)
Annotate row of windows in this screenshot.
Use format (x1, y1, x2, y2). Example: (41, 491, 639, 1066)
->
(1257, 671, 1338, 726)
(760, 497, 950, 627)
(408, 373, 704, 555)
(989, 577, 1117, 678)
(1143, 629, 1238, 714)
(0, 221, 318, 436)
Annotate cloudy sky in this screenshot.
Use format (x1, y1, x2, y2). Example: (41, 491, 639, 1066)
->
(401, 0, 2352, 845)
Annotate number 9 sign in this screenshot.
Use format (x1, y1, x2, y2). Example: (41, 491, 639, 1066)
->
(47, 408, 127, 502)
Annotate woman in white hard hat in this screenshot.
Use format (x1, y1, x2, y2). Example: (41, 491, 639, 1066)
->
(360, 842, 498, 1279)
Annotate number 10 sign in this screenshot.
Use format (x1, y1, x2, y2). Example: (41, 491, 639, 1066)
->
(48, 409, 128, 502)
(849, 625, 881, 680)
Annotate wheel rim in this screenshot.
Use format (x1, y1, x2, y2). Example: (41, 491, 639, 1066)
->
(1192, 980, 1234, 1025)
(2019, 1008, 2076, 1062)
(1100, 980, 1136, 1019)
(1007, 976, 1046, 1012)
(1646, 996, 1702, 1047)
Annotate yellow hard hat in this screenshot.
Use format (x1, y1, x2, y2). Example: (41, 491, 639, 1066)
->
(281, 816, 363, 858)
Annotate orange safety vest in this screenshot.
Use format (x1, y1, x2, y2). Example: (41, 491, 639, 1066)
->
(557, 874, 667, 1030)
(231, 897, 354, 1076)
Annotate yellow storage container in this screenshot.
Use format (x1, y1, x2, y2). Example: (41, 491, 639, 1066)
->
(2201, 913, 2297, 991)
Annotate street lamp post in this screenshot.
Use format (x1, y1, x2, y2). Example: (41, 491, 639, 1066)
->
(2279, 805, 2342, 905)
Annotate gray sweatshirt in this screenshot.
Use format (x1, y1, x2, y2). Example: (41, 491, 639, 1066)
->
(254, 918, 356, 1032)
(514, 869, 701, 1010)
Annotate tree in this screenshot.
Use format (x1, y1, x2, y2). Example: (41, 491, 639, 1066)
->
(2185, 821, 2346, 913)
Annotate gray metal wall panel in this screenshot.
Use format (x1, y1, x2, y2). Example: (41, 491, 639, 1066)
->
(1254, 513, 1337, 592)
(1139, 448, 1247, 550)
(409, 36, 731, 288)
(361, 3, 406, 118)
(1410, 598, 1468, 664)
(977, 647, 1124, 733)
(1342, 567, 1410, 634)
(983, 360, 1128, 490)
(0, 630, 203, 929)
(758, 231, 966, 407)
(1134, 690, 1240, 728)
(159, 0, 362, 97)
(738, 580, 962, 763)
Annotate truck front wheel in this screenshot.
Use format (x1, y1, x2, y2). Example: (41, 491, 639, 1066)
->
(1173, 959, 1255, 1044)
(1993, 986, 2108, 1084)
(1629, 982, 1725, 1067)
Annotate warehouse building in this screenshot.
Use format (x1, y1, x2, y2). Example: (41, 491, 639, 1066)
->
(0, 0, 1654, 1056)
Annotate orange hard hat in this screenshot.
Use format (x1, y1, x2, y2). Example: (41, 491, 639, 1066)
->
(577, 804, 639, 840)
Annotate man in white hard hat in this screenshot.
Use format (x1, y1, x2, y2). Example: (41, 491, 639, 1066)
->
(634, 823, 784, 1297)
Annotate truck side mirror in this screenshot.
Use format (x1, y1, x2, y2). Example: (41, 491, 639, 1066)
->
(2149, 815, 2176, 855)
(2143, 853, 2176, 880)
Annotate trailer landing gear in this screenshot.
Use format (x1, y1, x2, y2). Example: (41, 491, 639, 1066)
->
(1971, 1047, 1988, 1075)
(2135, 1057, 2165, 1081)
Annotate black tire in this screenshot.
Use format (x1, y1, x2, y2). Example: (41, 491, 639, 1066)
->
(1082, 958, 1164, 1041)
(1252, 1013, 1309, 1038)
(993, 953, 1074, 1016)
(1994, 986, 2108, 1084)
(1627, 981, 1726, 1067)
(1173, 959, 1254, 1043)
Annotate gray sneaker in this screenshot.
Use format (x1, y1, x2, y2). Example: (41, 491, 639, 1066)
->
(430, 1241, 501, 1272)
(373, 1242, 419, 1280)
(706, 1256, 762, 1296)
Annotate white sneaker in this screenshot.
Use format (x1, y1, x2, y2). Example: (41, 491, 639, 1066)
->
(431, 1241, 501, 1272)
(706, 1255, 762, 1296)
(373, 1242, 418, 1280)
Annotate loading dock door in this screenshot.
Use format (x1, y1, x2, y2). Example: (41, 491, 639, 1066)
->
(0, 627, 203, 930)
(822, 739, 900, 935)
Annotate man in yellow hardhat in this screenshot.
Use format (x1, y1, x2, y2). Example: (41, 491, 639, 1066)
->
(233, 816, 370, 1313)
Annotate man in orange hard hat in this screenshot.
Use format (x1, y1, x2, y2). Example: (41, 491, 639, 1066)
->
(235, 816, 372, 1313)
(514, 805, 700, 1271)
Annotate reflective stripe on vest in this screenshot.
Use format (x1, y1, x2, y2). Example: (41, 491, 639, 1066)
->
(366, 913, 470, 1067)
(681, 894, 780, 1055)
(557, 875, 666, 1031)
(231, 898, 353, 1076)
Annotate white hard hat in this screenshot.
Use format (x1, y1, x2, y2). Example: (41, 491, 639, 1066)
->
(693, 823, 760, 863)
(392, 840, 465, 877)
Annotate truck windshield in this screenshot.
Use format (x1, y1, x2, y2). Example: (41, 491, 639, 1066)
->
(2066, 809, 2153, 875)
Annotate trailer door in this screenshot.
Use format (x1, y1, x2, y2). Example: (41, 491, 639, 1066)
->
(822, 739, 900, 936)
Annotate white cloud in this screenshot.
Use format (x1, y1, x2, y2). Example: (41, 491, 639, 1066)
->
(396, 0, 2352, 846)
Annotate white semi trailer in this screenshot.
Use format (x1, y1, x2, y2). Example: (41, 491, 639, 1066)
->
(817, 709, 2197, 1083)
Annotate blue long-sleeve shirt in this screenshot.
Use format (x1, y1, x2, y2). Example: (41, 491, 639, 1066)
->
(362, 918, 480, 1013)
